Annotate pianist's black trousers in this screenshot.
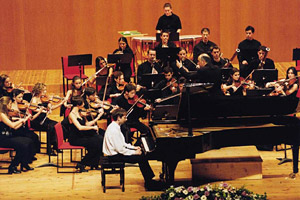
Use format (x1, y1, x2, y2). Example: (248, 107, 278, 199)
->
(108, 154, 155, 182)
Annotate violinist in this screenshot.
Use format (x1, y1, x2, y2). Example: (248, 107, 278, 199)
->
(0, 96, 34, 173)
(249, 46, 275, 70)
(210, 46, 233, 69)
(88, 56, 113, 86)
(221, 68, 246, 96)
(137, 49, 162, 85)
(10, 89, 41, 155)
(99, 71, 125, 101)
(267, 67, 298, 97)
(0, 74, 14, 98)
(30, 83, 65, 155)
(154, 67, 180, 104)
(62, 76, 83, 117)
(112, 83, 152, 144)
(68, 96, 103, 171)
(113, 37, 134, 83)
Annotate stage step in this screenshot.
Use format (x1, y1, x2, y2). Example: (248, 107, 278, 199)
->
(190, 146, 262, 181)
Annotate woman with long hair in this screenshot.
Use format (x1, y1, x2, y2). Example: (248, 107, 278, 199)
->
(0, 96, 34, 173)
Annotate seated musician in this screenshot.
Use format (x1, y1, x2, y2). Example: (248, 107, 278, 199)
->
(249, 46, 275, 70)
(99, 71, 125, 101)
(68, 96, 103, 171)
(137, 49, 162, 86)
(155, 2, 182, 34)
(193, 28, 217, 63)
(113, 37, 134, 83)
(267, 66, 298, 97)
(237, 26, 261, 78)
(0, 74, 13, 98)
(176, 53, 222, 95)
(62, 76, 84, 116)
(155, 31, 177, 49)
(31, 82, 65, 154)
(103, 108, 161, 191)
(221, 68, 246, 96)
(210, 46, 233, 68)
(0, 96, 34, 173)
(10, 89, 41, 156)
(171, 47, 197, 79)
(154, 67, 180, 104)
(112, 83, 152, 144)
(88, 56, 113, 86)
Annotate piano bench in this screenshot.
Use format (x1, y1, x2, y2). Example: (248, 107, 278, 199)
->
(191, 146, 263, 182)
(100, 156, 125, 193)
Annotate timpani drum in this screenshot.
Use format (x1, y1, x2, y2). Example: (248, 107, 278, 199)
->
(132, 36, 156, 65)
(179, 35, 202, 59)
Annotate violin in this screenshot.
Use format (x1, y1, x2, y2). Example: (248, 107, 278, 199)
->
(8, 109, 25, 118)
(79, 108, 102, 117)
(41, 95, 64, 103)
(116, 82, 128, 91)
(90, 101, 117, 110)
(17, 100, 30, 111)
(162, 78, 178, 92)
(127, 95, 148, 108)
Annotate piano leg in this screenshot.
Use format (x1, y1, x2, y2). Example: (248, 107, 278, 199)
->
(161, 161, 179, 185)
(291, 145, 299, 178)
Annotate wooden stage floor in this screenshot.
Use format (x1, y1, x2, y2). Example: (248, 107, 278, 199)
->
(1, 62, 300, 200)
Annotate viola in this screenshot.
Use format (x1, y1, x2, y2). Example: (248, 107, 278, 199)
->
(79, 108, 101, 117)
(41, 95, 64, 103)
(90, 101, 117, 110)
(127, 95, 148, 108)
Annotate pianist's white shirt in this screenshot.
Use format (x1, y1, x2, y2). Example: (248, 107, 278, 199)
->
(103, 121, 136, 156)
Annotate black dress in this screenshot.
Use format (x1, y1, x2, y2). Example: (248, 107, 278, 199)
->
(113, 47, 134, 83)
(0, 122, 34, 168)
(68, 117, 103, 167)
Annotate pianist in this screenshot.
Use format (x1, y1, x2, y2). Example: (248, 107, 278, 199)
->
(103, 108, 162, 191)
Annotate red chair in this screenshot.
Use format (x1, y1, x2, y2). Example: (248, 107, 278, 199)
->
(54, 123, 84, 173)
(0, 147, 14, 174)
(61, 56, 88, 96)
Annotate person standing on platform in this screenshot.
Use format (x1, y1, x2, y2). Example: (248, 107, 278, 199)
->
(238, 26, 261, 78)
(103, 108, 161, 191)
(193, 28, 217, 63)
(137, 49, 162, 85)
(113, 37, 134, 83)
(156, 3, 182, 34)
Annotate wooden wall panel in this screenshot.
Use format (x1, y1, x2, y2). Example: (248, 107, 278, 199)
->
(0, 0, 299, 70)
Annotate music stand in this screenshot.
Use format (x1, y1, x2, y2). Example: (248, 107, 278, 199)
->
(156, 47, 180, 63)
(156, 32, 179, 42)
(152, 104, 178, 120)
(221, 68, 232, 83)
(107, 53, 132, 64)
(292, 48, 300, 68)
(144, 89, 162, 103)
(141, 73, 164, 89)
(252, 69, 278, 87)
(68, 54, 92, 79)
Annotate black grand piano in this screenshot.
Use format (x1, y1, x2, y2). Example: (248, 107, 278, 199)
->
(147, 86, 300, 185)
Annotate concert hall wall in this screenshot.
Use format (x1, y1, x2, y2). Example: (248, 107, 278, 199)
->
(0, 0, 299, 70)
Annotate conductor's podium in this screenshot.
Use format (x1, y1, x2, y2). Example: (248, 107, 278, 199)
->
(190, 146, 262, 181)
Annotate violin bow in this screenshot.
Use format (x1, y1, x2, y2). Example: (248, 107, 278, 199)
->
(161, 79, 177, 91)
(126, 94, 144, 118)
(81, 65, 109, 87)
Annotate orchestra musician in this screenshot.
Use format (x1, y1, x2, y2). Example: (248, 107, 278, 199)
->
(113, 37, 134, 83)
(103, 108, 162, 191)
(112, 83, 152, 144)
(267, 66, 298, 97)
(68, 96, 103, 171)
(155, 2, 182, 34)
(154, 67, 180, 104)
(176, 53, 222, 95)
(88, 56, 113, 86)
(193, 28, 217, 63)
(210, 46, 233, 69)
(171, 47, 196, 79)
(0, 74, 13, 98)
(0, 96, 34, 173)
(238, 26, 261, 78)
(10, 89, 41, 155)
(30, 82, 65, 155)
(221, 68, 246, 96)
(99, 71, 125, 101)
(155, 31, 177, 49)
(137, 49, 162, 85)
(249, 46, 275, 70)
